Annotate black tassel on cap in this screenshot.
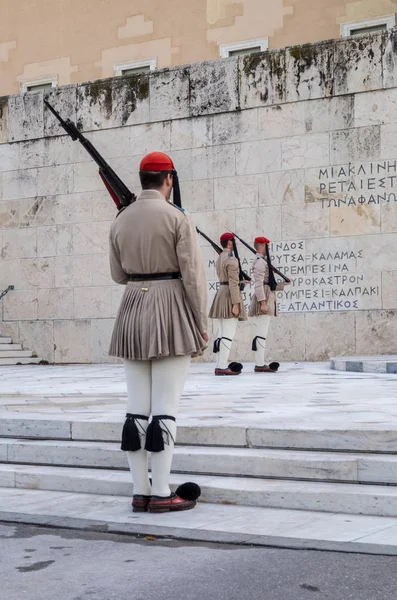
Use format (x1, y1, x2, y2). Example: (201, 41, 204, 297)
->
(121, 414, 148, 452)
(145, 415, 176, 453)
(175, 482, 201, 501)
(172, 171, 182, 208)
(228, 362, 243, 373)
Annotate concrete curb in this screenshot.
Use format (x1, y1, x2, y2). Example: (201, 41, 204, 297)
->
(0, 511, 396, 557)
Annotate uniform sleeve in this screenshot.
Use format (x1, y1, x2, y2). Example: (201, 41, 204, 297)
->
(254, 259, 268, 303)
(109, 226, 129, 285)
(226, 258, 242, 305)
(176, 215, 208, 334)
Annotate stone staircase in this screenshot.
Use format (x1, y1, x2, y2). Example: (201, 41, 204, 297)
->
(1, 416, 397, 517)
(0, 336, 42, 365)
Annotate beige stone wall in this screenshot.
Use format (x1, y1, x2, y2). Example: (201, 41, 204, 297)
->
(1, 31, 397, 363)
(1, 0, 397, 95)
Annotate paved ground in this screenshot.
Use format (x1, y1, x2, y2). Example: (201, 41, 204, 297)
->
(1, 523, 396, 600)
(1, 361, 397, 431)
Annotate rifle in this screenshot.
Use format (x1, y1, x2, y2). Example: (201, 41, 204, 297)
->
(45, 102, 221, 253)
(229, 231, 291, 283)
(196, 228, 251, 288)
(44, 100, 135, 208)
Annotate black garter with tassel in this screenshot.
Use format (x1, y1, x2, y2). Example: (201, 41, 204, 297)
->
(252, 336, 266, 351)
(121, 414, 148, 451)
(145, 415, 176, 453)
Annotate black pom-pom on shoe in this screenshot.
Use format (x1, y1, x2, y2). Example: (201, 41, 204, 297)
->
(175, 482, 201, 501)
(228, 362, 243, 373)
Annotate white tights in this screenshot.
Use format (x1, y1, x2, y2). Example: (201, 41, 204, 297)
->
(124, 355, 191, 497)
(253, 315, 272, 366)
(214, 318, 238, 369)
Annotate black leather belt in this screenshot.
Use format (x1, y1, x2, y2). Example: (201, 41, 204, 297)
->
(129, 272, 181, 282)
(220, 282, 228, 285)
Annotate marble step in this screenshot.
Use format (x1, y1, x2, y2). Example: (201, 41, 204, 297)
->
(0, 357, 42, 365)
(1, 438, 397, 485)
(0, 350, 32, 358)
(0, 416, 396, 453)
(0, 338, 12, 344)
(1, 463, 397, 517)
(0, 344, 22, 351)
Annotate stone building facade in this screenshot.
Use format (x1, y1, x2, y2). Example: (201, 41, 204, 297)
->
(1, 31, 397, 363)
(1, 0, 397, 95)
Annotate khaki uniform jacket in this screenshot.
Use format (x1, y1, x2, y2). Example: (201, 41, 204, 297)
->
(208, 250, 247, 321)
(249, 254, 286, 318)
(109, 190, 208, 360)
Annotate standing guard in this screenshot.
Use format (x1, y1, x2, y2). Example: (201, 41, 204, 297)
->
(109, 152, 208, 513)
(209, 232, 247, 376)
(249, 236, 289, 372)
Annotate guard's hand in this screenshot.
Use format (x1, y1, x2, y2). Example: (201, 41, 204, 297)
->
(260, 301, 269, 314)
(202, 332, 209, 343)
(232, 304, 240, 317)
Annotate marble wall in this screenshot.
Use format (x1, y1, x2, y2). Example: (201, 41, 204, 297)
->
(1, 31, 397, 363)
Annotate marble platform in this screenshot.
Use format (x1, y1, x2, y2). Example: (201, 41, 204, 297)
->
(331, 355, 397, 374)
(0, 362, 397, 552)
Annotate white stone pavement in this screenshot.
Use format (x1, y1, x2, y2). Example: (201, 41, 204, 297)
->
(0, 361, 397, 553)
(1, 361, 397, 430)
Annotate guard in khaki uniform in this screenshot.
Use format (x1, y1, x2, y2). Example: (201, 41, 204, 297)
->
(109, 152, 208, 513)
(209, 232, 247, 376)
(249, 236, 289, 372)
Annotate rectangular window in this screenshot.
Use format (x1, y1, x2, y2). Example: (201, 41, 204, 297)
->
(228, 46, 261, 57)
(114, 58, 157, 77)
(340, 14, 395, 37)
(220, 38, 268, 58)
(20, 77, 57, 93)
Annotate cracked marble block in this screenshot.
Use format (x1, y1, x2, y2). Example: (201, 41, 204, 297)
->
(37, 164, 74, 196)
(72, 221, 111, 255)
(54, 320, 91, 363)
(111, 75, 150, 127)
(305, 95, 354, 133)
(0, 97, 8, 144)
(330, 126, 380, 163)
(2, 169, 38, 201)
(267, 314, 306, 361)
(8, 93, 44, 142)
(91, 319, 118, 363)
(43, 85, 77, 137)
(239, 50, 286, 109)
(212, 110, 258, 145)
(20, 257, 55, 289)
(235, 206, 282, 242)
(38, 288, 74, 319)
(281, 133, 329, 170)
(3, 289, 38, 320)
(306, 312, 356, 361)
(281, 202, 329, 240)
(180, 179, 214, 213)
(236, 139, 282, 175)
(383, 29, 397, 89)
(190, 58, 239, 117)
(214, 175, 258, 210)
(259, 170, 305, 206)
(382, 271, 397, 309)
(130, 121, 171, 156)
(356, 310, 397, 355)
(150, 67, 190, 122)
(18, 321, 54, 363)
(0, 143, 19, 172)
(285, 41, 334, 103)
(171, 117, 213, 151)
(20, 196, 56, 228)
(73, 287, 112, 319)
(334, 33, 383, 97)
